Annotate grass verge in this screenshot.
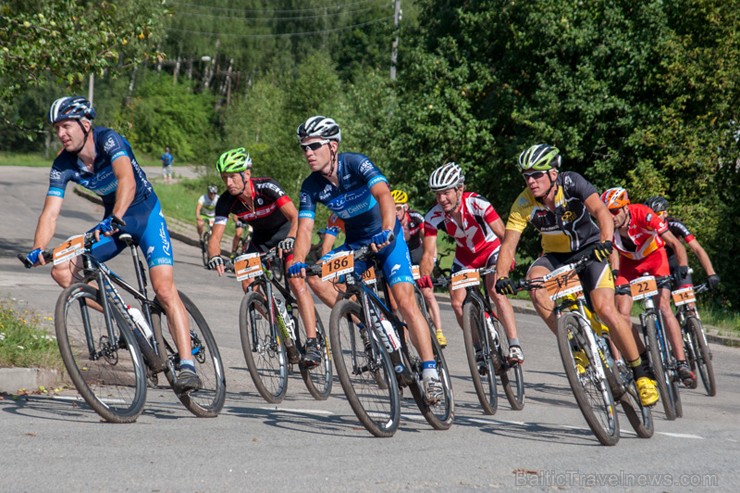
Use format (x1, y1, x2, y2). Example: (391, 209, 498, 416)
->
(0, 301, 63, 371)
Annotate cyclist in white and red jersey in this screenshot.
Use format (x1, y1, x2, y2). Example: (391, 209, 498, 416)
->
(421, 162, 523, 363)
(602, 187, 695, 387)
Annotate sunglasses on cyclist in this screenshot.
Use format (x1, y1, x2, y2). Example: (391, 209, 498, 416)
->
(523, 171, 547, 180)
(300, 140, 330, 152)
(608, 208, 623, 216)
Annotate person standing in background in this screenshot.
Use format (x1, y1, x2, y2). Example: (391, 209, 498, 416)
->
(161, 146, 174, 184)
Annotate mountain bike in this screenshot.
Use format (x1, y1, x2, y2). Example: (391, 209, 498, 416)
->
(236, 249, 331, 403)
(617, 275, 682, 420)
(517, 255, 653, 446)
(450, 267, 524, 415)
(19, 223, 226, 422)
(318, 246, 454, 437)
(673, 282, 716, 396)
(200, 217, 214, 268)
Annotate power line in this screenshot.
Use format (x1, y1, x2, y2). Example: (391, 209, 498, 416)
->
(167, 0, 383, 15)
(165, 15, 393, 38)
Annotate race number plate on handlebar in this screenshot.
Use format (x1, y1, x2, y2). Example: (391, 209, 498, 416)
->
(451, 269, 480, 290)
(629, 275, 658, 300)
(671, 286, 696, 306)
(542, 265, 584, 301)
(361, 266, 376, 285)
(321, 251, 354, 281)
(52, 235, 85, 265)
(234, 253, 262, 281)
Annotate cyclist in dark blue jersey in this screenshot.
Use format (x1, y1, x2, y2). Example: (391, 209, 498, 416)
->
(23, 96, 201, 391)
(287, 116, 443, 403)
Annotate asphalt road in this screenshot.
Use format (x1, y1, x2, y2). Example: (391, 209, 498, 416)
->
(1, 166, 739, 492)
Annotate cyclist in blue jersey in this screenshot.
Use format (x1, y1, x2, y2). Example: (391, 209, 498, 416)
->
(287, 116, 443, 403)
(23, 96, 201, 391)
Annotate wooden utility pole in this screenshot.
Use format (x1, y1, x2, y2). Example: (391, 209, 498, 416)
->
(390, 0, 401, 80)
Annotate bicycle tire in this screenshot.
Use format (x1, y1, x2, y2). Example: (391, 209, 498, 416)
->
(297, 307, 333, 400)
(492, 316, 525, 410)
(610, 356, 654, 439)
(462, 299, 498, 415)
(201, 231, 210, 268)
(239, 291, 288, 403)
(557, 313, 620, 446)
(55, 284, 147, 423)
(645, 314, 677, 420)
(151, 291, 226, 417)
(329, 299, 400, 438)
(401, 316, 455, 430)
(685, 316, 716, 396)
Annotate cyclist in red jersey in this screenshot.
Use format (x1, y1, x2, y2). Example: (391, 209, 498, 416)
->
(422, 163, 522, 363)
(602, 187, 695, 387)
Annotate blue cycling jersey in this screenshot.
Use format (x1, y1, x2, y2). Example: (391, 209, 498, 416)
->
(47, 126, 152, 207)
(299, 152, 387, 244)
(300, 152, 413, 285)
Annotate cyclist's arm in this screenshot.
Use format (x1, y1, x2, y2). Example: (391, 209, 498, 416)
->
(420, 234, 437, 277)
(195, 201, 203, 221)
(495, 229, 521, 280)
(370, 181, 396, 232)
(292, 217, 315, 265)
(320, 232, 337, 257)
(584, 193, 614, 243)
(686, 238, 716, 277)
(207, 222, 226, 259)
(278, 200, 299, 239)
(30, 195, 64, 264)
(661, 229, 689, 266)
(488, 216, 506, 242)
(110, 156, 136, 220)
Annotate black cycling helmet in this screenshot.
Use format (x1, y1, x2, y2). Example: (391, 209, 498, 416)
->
(645, 196, 669, 213)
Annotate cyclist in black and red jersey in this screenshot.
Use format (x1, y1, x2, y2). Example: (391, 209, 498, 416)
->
(644, 196, 720, 290)
(206, 147, 322, 367)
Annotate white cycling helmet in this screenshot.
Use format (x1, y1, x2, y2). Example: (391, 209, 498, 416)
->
(429, 162, 464, 192)
(296, 116, 341, 143)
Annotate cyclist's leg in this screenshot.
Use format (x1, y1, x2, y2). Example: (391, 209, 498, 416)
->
(484, 250, 519, 343)
(448, 259, 467, 327)
(526, 255, 557, 333)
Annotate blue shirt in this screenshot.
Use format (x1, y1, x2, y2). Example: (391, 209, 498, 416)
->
(161, 151, 173, 166)
(299, 152, 388, 243)
(47, 126, 153, 208)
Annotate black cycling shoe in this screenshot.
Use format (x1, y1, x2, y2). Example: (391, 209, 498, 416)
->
(475, 350, 488, 376)
(301, 339, 322, 369)
(676, 361, 695, 388)
(176, 367, 202, 392)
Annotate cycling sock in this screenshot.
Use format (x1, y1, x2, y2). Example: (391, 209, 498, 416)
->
(180, 360, 196, 372)
(629, 357, 648, 380)
(508, 338, 520, 347)
(421, 361, 438, 380)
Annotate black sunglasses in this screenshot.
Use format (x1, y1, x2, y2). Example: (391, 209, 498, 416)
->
(300, 140, 329, 152)
(523, 171, 547, 180)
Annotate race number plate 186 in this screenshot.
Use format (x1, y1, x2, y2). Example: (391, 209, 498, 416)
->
(671, 286, 696, 306)
(321, 251, 354, 281)
(629, 275, 658, 300)
(234, 253, 262, 281)
(451, 269, 480, 290)
(52, 235, 85, 265)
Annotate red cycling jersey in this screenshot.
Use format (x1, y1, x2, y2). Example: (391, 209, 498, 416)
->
(424, 191, 501, 269)
(613, 203, 668, 261)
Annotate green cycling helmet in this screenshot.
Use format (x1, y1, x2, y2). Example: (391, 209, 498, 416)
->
(518, 144, 561, 172)
(216, 147, 252, 173)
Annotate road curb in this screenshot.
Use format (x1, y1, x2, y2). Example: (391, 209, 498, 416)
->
(0, 368, 64, 394)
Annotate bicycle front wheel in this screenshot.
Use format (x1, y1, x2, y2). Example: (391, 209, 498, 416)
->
(330, 299, 400, 438)
(152, 291, 226, 417)
(55, 284, 147, 423)
(645, 314, 677, 420)
(685, 316, 716, 396)
(462, 299, 498, 415)
(557, 313, 619, 446)
(201, 231, 210, 268)
(297, 307, 333, 400)
(491, 316, 525, 410)
(239, 291, 288, 403)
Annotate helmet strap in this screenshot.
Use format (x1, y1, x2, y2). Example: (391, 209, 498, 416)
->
(322, 146, 337, 179)
(73, 120, 91, 154)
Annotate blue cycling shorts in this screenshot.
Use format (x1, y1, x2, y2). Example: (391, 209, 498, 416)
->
(321, 220, 414, 286)
(92, 193, 174, 268)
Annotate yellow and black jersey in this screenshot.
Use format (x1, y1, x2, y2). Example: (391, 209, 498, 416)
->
(506, 171, 601, 253)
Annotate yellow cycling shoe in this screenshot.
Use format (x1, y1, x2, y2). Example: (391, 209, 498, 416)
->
(435, 330, 448, 348)
(573, 349, 589, 375)
(636, 376, 660, 407)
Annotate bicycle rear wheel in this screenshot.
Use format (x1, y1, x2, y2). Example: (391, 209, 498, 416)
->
(462, 300, 498, 415)
(609, 355, 654, 439)
(645, 314, 677, 420)
(330, 299, 400, 438)
(152, 291, 226, 417)
(297, 307, 333, 400)
(55, 284, 147, 423)
(201, 231, 210, 268)
(685, 316, 716, 396)
(239, 291, 288, 403)
(557, 313, 619, 446)
(488, 315, 525, 410)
